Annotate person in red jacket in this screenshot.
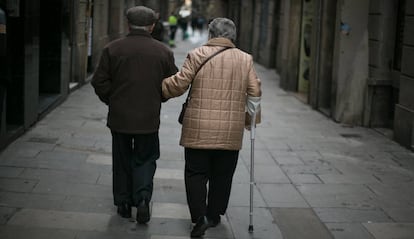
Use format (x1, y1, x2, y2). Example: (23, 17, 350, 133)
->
(91, 6, 177, 224)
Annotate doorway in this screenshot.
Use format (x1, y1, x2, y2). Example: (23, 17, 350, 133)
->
(39, 0, 63, 114)
(297, 0, 314, 103)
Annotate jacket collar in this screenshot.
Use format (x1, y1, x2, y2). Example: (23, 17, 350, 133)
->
(205, 37, 236, 48)
(127, 29, 152, 38)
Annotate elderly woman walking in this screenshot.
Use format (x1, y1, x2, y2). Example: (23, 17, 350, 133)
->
(162, 18, 261, 237)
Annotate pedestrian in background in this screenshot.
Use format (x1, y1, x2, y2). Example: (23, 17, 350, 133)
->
(162, 17, 261, 237)
(168, 12, 178, 47)
(151, 12, 165, 42)
(91, 6, 177, 224)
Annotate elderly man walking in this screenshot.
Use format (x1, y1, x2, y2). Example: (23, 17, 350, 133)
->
(91, 6, 177, 224)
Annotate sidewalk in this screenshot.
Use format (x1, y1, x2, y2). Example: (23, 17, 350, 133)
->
(1, 30, 414, 239)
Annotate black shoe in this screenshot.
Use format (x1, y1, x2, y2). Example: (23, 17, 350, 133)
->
(136, 200, 150, 224)
(209, 216, 220, 227)
(191, 216, 214, 237)
(117, 203, 131, 218)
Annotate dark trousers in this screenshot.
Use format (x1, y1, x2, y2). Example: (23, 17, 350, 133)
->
(170, 25, 177, 41)
(184, 148, 239, 223)
(0, 86, 5, 127)
(111, 131, 159, 206)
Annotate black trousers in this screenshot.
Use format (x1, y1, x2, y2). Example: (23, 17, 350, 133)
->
(184, 148, 239, 223)
(111, 131, 159, 206)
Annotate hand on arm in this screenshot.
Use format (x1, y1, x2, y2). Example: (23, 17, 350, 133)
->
(162, 53, 195, 99)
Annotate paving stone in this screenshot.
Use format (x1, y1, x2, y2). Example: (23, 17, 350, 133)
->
(156, 158, 185, 170)
(153, 178, 187, 204)
(76, 230, 149, 239)
(154, 168, 184, 180)
(0, 141, 55, 159)
(252, 164, 290, 183)
(239, 149, 277, 166)
(36, 148, 89, 162)
(57, 137, 98, 151)
(368, 165, 414, 184)
(7, 209, 112, 231)
(81, 161, 112, 173)
(150, 236, 188, 239)
(228, 206, 283, 239)
(0, 147, 41, 158)
(257, 183, 309, 208)
(368, 183, 414, 208)
(0, 192, 65, 210)
(382, 208, 414, 222)
(363, 222, 414, 239)
(232, 162, 251, 183)
(270, 153, 305, 165)
(129, 217, 197, 238)
(0, 166, 24, 177)
(33, 180, 112, 198)
(92, 141, 112, 154)
(0, 206, 17, 224)
(288, 174, 322, 184)
(0, 225, 77, 239)
(151, 202, 190, 220)
(159, 145, 185, 161)
(281, 164, 341, 176)
(228, 183, 267, 207)
(259, 139, 291, 151)
(271, 208, 333, 239)
(296, 150, 324, 162)
(97, 173, 111, 186)
(297, 184, 378, 208)
(19, 168, 100, 184)
(391, 152, 414, 170)
(0, 178, 38, 192)
(326, 223, 375, 239)
(318, 173, 380, 184)
(86, 154, 112, 165)
(315, 207, 392, 223)
(60, 195, 114, 214)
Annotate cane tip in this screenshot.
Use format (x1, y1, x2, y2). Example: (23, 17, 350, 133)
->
(248, 225, 254, 233)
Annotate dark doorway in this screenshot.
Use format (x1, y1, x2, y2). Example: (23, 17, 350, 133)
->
(313, 0, 337, 117)
(5, 2, 24, 134)
(39, 0, 63, 114)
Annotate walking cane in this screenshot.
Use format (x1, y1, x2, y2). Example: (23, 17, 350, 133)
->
(246, 97, 260, 233)
(248, 111, 256, 233)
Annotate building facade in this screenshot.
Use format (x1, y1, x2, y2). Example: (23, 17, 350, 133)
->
(229, 0, 414, 150)
(0, 0, 156, 149)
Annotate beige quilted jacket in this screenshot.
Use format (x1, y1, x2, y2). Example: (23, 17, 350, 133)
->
(162, 37, 261, 150)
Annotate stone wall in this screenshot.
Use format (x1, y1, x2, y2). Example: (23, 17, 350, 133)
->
(394, 0, 414, 149)
(332, 0, 369, 125)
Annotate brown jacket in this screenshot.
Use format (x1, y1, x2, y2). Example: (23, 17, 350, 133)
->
(162, 38, 261, 150)
(92, 29, 177, 134)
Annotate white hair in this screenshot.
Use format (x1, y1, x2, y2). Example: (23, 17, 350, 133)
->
(208, 18, 237, 42)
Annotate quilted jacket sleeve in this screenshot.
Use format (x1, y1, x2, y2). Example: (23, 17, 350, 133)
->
(245, 56, 262, 126)
(246, 56, 261, 98)
(162, 53, 196, 99)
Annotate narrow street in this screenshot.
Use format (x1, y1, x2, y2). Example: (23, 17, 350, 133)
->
(0, 30, 414, 239)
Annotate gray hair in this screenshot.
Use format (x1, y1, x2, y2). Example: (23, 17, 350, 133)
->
(208, 18, 237, 42)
